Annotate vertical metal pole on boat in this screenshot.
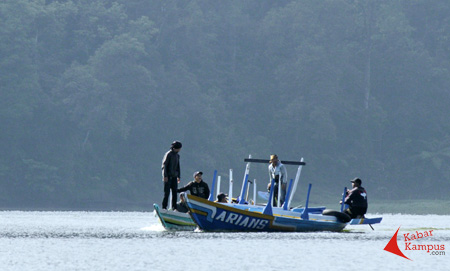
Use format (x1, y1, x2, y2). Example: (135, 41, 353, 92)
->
(283, 179, 294, 210)
(263, 179, 276, 215)
(239, 174, 249, 204)
(340, 187, 347, 212)
(239, 155, 251, 203)
(253, 179, 257, 205)
(245, 179, 251, 201)
(228, 169, 233, 203)
(277, 177, 281, 207)
(208, 170, 218, 201)
(301, 183, 312, 220)
(217, 176, 221, 197)
(287, 158, 304, 209)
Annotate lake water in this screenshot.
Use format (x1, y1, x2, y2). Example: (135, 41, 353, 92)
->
(0, 211, 448, 271)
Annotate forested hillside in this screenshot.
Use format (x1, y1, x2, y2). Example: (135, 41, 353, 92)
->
(1, 0, 449, 210)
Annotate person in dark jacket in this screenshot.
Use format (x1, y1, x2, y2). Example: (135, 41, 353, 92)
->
(177, 171, 210, 199)
(161, 141, 182, 210)
(342, 178, 368, 218)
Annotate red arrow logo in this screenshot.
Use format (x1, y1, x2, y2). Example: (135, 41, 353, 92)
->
(384, 226, 412, 260)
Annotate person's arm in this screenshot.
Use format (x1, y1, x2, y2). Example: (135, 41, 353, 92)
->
(162, 151, 170, 180)
(268, 165, 273, 181)
(176, 154, 181, 179)
(163, 152, 172, 178)
(177, 182, 192, 193)
(344, 189, 355, 205)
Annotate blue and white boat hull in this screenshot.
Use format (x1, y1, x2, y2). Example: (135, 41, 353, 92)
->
(186, 195, 347, 232)
(153, 204, 197, 231)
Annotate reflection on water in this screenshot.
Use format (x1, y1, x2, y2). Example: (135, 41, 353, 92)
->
(0, 211, 448, 271)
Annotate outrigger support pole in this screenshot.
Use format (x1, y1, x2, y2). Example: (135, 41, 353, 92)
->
(216, 175, 221, 199)
(238, 155, 252, 203)
(301, 183, 312, 220)
(282, 179, 294, 210)
(263, 179, 276, 216)
(253, 179, 257, 205)
(245, 178, 252, 201)
(228, 169, 233, 204)
(340, 187, 347, 212)
(277, 178, 281, 207)
(208, 170, 218, 201)
(287, 158, 304, 209)
(239, 174, 249, 204)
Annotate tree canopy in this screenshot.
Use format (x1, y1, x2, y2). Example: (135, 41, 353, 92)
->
(1, 0, 449, 209)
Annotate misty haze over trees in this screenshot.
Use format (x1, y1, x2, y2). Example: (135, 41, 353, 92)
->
(1, 0, 449, 210)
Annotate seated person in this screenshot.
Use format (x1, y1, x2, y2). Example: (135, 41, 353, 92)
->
(342, 178, 368, 218)
(176, 193, 189, 213)
(215, 192, 228, 203)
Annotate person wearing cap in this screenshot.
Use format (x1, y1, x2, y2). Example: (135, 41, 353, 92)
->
(161, 141, 182, 210)
(177, 171, 210, 199)
(267, 154, 288, 207)
(215, 192, 228, 203)
(342, 178, 368, 218)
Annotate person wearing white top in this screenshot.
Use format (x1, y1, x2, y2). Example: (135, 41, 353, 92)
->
(267, 154, 287, 207)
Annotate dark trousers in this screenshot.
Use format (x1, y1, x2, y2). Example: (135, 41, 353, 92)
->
(344, 206, 367, 219)
(162, 177, 178, 209)
(272, 182, 286, 207)
(272, 183, 285, 206)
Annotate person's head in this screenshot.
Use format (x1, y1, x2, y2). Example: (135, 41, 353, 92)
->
(193, 171, 203, 182)
(179, 193, 186, 202)
(171, 141, 182, 152)
(217, 192, 228, 203)
(269, 154, 279, 166)
(351, 178, 362, 187)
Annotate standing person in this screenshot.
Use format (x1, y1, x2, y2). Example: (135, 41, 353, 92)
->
(342, 178, 368, 218)
(267, 154, 287, 207)
(161, 141, 182, 210)
(177, 171, 210, 199)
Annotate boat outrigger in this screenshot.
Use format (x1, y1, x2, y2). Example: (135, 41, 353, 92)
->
(184, 157, 382, 232)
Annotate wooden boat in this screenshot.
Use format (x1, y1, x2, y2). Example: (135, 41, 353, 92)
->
(185, 157, 382, 232)
(153, 201, 325, 231)
(153, 203, 196, 231)
(186, 188, 382, 232)
(186, 195, 349, 232)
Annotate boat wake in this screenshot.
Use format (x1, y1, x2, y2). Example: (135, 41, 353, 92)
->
(140, 224, 165, 232)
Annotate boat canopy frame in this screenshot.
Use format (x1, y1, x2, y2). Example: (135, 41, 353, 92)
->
(242, 156, 306, 209)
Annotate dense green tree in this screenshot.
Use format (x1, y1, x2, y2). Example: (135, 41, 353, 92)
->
(1, 0, 449, 209)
